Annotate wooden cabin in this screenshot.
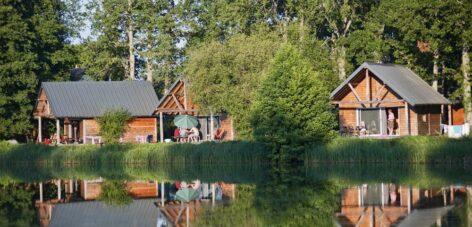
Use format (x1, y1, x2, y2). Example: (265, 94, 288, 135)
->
(33, 81, 160, 143)
(155, 78, 234, 142)
(330, 63, 451, 136)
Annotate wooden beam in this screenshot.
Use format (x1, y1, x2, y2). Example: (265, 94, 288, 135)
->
(38, 117, 42, 143)
(405, 102, 410, 135)
(171, 94, 184, 110)
(332, 100, 404, 105)
(183, 79, 188, 110)
(159, 112, 164, 143)
(372, 84, 386, 102)
(366, 69, 371, 107)
(56, 119, 60, 144)
(348, 83, 365, 107)
(448, 105, 452, 126)
(155, 108, 198, 113)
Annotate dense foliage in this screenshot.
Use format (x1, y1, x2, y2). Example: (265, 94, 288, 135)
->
(98, 181, 131, 206)
(1, 0, 471, 143)
(0, 183, 37, 226)
(185, 34, 279, 138)
(96, 109, 131, 144)
(0, 0, 77, 140)
(252, 44, 337, 162)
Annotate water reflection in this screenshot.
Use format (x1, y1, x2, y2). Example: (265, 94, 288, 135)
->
(0, 165, 470, 227)
(34, 179, 235, 227)
(337, 184, 469, 226)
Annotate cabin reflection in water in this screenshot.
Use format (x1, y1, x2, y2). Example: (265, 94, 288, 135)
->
(34, 179, 236, 227)
(336, 184, 469, 227)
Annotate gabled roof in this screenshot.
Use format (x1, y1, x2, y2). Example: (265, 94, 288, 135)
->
(49, 199, 161, 227)
(156, 77, 183, 108)
(40, 81, 159, 118)
(330, 62, 451, 106)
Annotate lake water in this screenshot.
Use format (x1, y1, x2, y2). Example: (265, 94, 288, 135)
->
(0, 164, 470, 227)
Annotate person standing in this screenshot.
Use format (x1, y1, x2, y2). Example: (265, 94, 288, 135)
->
(387, 109, 395, 135)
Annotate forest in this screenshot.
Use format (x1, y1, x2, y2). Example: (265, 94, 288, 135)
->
(1, 0, 471, 142)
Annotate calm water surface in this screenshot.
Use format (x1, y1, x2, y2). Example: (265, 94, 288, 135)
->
(0, 164, 470, 227)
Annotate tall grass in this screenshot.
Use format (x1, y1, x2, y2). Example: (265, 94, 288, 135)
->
(0, 141, 269, 165)
(304, 136, 472, 164)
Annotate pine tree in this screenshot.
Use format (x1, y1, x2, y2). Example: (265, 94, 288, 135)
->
(0, 0, 74, 140)
(251, 44, 337, 163)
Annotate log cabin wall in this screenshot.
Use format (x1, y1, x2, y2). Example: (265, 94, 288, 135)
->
(83, 117, 157, 143)
(336, 69, 409, 135)
(413, 105, 441, 135)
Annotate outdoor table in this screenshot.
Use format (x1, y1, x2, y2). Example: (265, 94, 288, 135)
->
(85, 136, 102, 144)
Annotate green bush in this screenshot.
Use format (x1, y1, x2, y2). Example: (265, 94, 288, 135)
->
(96, 109, 131, 144)
(99, 181, 131, 206)
(251, 44, 337, 163)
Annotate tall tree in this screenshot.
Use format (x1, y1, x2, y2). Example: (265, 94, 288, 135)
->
(0, 0, 75, 140)
(251, 44, 337, 163)
(184, 33, 279, 138)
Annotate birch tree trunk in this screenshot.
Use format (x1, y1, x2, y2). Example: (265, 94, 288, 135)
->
(336, 46, 347, 80)
(462, 46, 472, 126)
(432, 50, 439, 91)
(146, 57, 153, 82)
(127, 0, 135, 80)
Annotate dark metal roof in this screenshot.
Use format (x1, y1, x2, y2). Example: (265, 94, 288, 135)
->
(330, 62, 451, 106)
(50, 199, 164, 227)
(42, 81, 159, 118)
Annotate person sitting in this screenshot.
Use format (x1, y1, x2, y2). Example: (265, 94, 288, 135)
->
(188, 127, 200, 142)
(173, 128, 181, 142)
(179, 128, 188, 142)
(358, 121, 367, 136)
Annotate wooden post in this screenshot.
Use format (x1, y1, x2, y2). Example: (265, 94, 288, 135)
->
(84, 180, 88, 200)
(366, 69, 371, 107)
(83, 120, 86, 144)
(161, 181, 165, 206)
(186, 204, 190, 227)
(155, 180, 159, 197)
(407, 186, 411, 214)
(448, 105, 452, 126)
(358, 186, 362, 207)
(405, 102, 410, 135)
(39, 182, 43, 203)
(69, 179, 73, 193)
(56, 119, 60, 144)
(159, 112, 164, 143)
(381, 183, 385, 207)
(211, 183, 216, 206)
(210, 112, 214, 141)
(38, 117, 42, 143)
(68, 124, 72, 140)
(183, 80, 188, 111)
(57, 180, 61, 200)
(154, 118, 158, 142)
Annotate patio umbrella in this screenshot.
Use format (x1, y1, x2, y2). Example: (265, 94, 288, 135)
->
(174, 115, 198, 129)
(175, 188, 200, 227)
(176, 188, 200, 202)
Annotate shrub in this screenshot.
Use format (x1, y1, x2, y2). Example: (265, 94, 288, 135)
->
(251, 44, 337, 163)
(96, 109, 131, 144)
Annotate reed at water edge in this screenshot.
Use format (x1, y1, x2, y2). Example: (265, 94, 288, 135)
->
(0, 141, 269, 165)
(304, 136, 472, 164)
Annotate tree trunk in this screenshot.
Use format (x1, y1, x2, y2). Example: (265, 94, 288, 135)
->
(146, 57, 153, 82)
(127, 0, 135, 80)
(432, 50, 439, 91)
(462, 46, 472, 126)
(336, 46, 347, 80)
(299, 17, 305, 43)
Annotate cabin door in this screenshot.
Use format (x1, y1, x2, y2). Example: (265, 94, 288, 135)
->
(357, 108, 388, 135)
